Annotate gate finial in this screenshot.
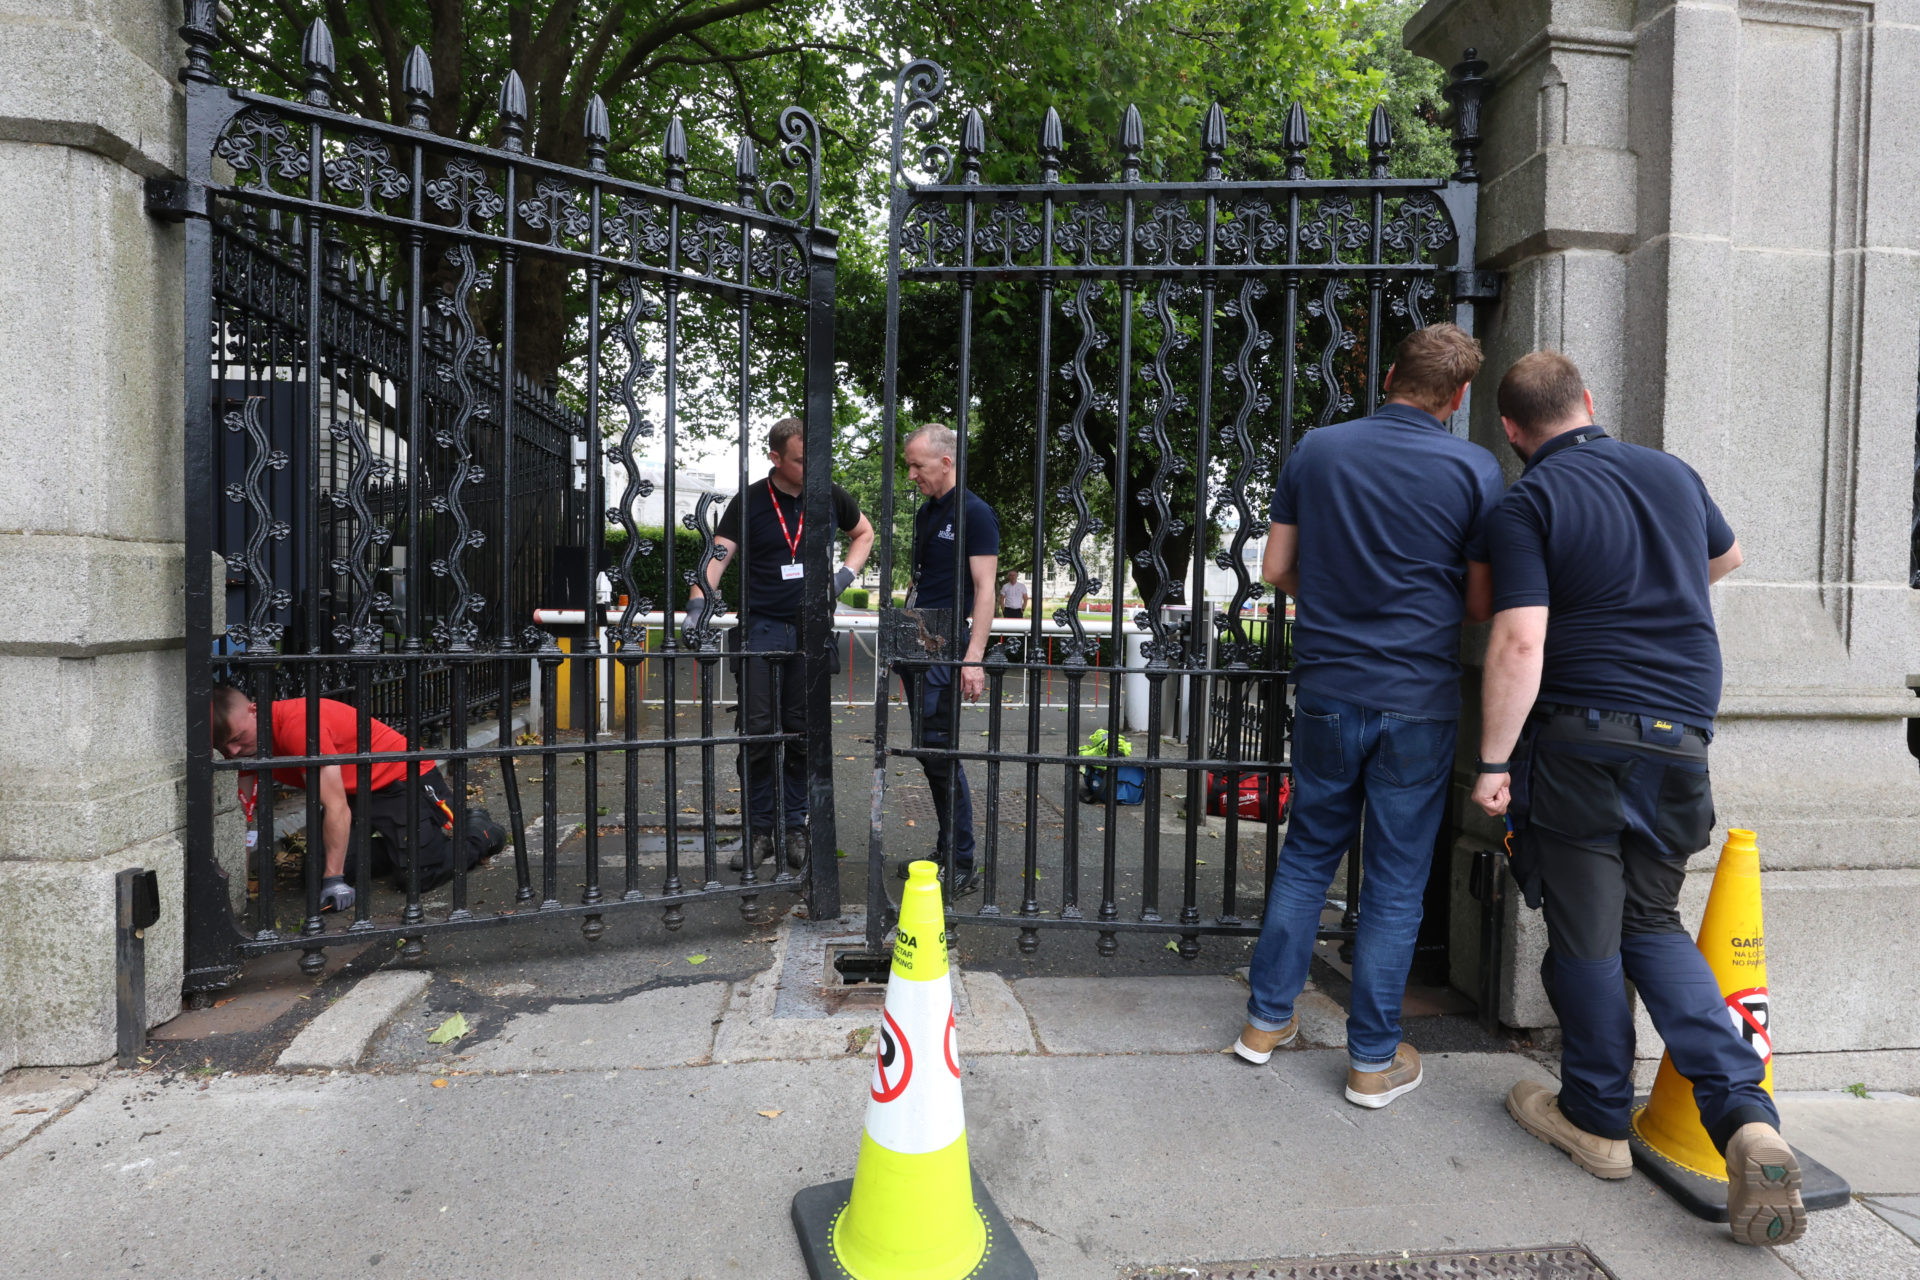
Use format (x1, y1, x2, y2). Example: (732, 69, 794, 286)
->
(498, 71, 528, 154)
(1039, 108, 1063, 183)
(403, 46, 434, 130)
(736, 135, 760, 204)
(1444, 47, 1491, 182)
(1120, 104, 1144, 181)
(664, 116, 688, 192)
(1367, 104, 1394, 179)
(585, 96, 611, 172)
(300, 19, 335, 108)
(960, 109, 985, 184)
(1202, 103, 1227, 181)
(1283, 102, 1309, 180)
(179, 0, 218, 84)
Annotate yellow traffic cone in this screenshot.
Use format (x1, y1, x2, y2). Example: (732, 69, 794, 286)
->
(791, 862, 1035, 1280)
(1632, 829, 1773, 1177)
(1628, 828, 1847, 1220)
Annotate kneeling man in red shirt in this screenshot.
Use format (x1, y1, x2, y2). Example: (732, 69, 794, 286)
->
(210, 687, 505, 911)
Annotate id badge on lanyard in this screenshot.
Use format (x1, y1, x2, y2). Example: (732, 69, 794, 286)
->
(770, 480, 806, 582)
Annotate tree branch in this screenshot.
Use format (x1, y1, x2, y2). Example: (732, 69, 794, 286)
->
(599, 0, 787, 97)
(321, 0, 385, 121)
(641, 39, 868, 73)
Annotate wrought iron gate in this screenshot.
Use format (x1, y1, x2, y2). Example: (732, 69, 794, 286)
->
(165, 4, 841, 994)
(863, 55, 1495, 958)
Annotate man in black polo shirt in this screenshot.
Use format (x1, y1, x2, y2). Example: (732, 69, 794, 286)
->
(1231, 323, 1502, 1111)
(690, 417, 873, 873)
(900, 422, 999, 894)
(1472, 352, 1802, 1247)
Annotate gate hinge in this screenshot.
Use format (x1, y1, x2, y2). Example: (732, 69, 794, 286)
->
(145, 176, 205, 222)
(1446, 267, 1502, 304)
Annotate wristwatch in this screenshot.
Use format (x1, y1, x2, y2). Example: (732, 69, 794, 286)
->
(1475, 759, 1513, 774)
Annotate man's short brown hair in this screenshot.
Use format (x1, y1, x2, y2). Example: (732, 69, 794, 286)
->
(1497, 351, 1587, 435)
(1387, 323, 1483, 412)
(769, 416, 804, 455)
(210, 684, 250, 742)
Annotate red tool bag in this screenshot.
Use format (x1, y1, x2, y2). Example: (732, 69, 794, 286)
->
(1205, 771, 1291, 824)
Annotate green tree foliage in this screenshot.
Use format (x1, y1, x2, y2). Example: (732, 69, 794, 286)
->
(212, 0, 1457, 598)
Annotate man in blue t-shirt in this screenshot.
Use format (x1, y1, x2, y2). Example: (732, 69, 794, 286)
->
(1471, 352, 1801, 1248)
(899, 422, 1000, 895)
(1232, 323, 1504, 1113)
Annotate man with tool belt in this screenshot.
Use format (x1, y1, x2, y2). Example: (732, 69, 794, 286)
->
(691, 417, 875, 874)
(898, 422, 1000, 897)
(210, 686, 505, 911)
(1471, 352, 1803, 1247)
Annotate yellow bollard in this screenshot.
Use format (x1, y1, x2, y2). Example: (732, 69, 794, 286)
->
(791, 862, 1035, 1279)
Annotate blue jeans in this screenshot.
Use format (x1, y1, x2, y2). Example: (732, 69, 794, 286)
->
(1246, 691, 1456, 1070)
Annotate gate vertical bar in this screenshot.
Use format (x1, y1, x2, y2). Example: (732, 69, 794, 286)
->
(802, 214, 842, 919)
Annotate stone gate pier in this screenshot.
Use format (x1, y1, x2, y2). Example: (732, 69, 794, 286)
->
(1410, 0, 1920, 1086)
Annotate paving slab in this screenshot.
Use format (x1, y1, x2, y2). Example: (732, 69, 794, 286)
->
(0, 1051, 1869, 1280)
(276, 969, 431, 1070)
(1015, 974, 1249, 1054)
(1776, 1092, 1920, 1193)
(0, 1085, 87, 1158)
(1771, 1202, 1920, 1280)
(1866, 1196, 1920, 1248)
(457, 980, 730, 1071)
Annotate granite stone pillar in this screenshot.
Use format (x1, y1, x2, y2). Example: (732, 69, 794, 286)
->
(0, 0, 186, 1069)
(1409, 0, 1920, 1086)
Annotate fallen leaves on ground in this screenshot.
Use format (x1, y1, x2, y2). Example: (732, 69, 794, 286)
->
(757, 1108, 783, 1119)
(431, 1078, 449, 1088)
(686, 954, 708, 965)
(846, 1025, 875, 1054)
(1164, 940, 1180, 952)
(426, 1012, 470, 1045)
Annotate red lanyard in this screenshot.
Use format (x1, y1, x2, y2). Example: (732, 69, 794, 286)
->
(239, 775, 258, 825)
(768, 479, 802, 561)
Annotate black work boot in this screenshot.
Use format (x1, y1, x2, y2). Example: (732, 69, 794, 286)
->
(729, 832, 775, 872)
(784, 828, 807, 869)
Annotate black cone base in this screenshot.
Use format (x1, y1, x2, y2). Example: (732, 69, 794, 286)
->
(1627, 1101, 1850, 1223)
(791, 1170, 1037, 1280)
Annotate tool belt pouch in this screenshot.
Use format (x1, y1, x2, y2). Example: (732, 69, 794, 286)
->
(1506, 735, 1546, 910)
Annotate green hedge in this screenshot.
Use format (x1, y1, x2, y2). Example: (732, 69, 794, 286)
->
(602, 525, 736, 614)
(841, 587, 869, 610)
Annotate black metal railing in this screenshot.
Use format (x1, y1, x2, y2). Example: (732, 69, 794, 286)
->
(168, 2, 840, 993)
(862, 56, 1493, 958)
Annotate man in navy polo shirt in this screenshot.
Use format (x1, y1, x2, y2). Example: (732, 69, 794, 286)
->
(900, 422, 1000, 894)
(1231, 323, 1503, 1112)
(1471, 352, 1801, 1246)
(689, 417, 874, 874)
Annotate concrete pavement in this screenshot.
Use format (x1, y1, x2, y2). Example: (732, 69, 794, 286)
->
(3, 918, 1916, 1279)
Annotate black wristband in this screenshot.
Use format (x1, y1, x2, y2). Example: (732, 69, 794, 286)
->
(1475, 760, 1513, 774)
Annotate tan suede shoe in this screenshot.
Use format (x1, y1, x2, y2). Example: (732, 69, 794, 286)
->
(1725, 1121, 1806, 1246)
(1345, 1043, 1423, 1109)
(1506, 1080, 1630, 1179)
(1230, 1017, 1298, 1065)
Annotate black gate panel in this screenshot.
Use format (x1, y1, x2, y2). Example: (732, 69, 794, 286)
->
(864, 57, 1493, 957)
(168, 6, 840, 992)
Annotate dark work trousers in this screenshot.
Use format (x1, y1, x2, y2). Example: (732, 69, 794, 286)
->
(1511, 709, 1777, 1152)
(731, 616, 809, 839)
(902, 649, 975, 871)
(342, 766, 504, 892)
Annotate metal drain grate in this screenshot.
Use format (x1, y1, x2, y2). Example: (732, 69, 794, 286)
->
(1122, 1245, 1615, 1280)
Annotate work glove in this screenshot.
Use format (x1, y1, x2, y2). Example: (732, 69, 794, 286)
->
(832, 566, 855, 599)
(680, 596, 713, 649)
(319, 876, 355, 913)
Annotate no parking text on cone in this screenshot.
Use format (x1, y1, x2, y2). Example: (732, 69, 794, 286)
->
(1628, 828, 1850, 1220)
(791, 861, 1035, 1280)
